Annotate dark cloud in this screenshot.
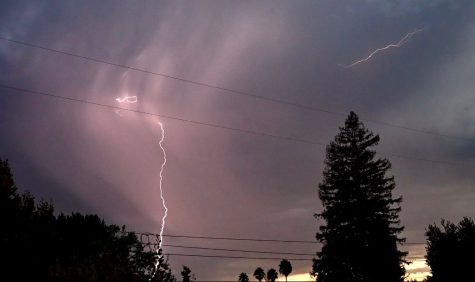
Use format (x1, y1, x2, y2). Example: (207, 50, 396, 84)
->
(1, 0, 475, 280)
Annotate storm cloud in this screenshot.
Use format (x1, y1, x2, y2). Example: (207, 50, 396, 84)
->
(1, 1, 475, 280)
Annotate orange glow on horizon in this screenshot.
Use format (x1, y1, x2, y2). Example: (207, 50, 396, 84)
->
(279, 259, 430, 282)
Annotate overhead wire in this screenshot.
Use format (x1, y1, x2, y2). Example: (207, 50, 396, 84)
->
(2, 84, 474, 169)
(160, 254, 425, 261)
(135, 232, 426, 245)
(161, 244, 315, 256)
(0, 84, 321, 145)
(137, 233, 426, 261)
(150, 244, 427, 258)
(164, 253, 312, 260)
(1, 36, 474, 144)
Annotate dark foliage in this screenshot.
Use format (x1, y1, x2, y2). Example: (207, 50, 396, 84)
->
(0, 158, 178, 281)
(253, 267, 265, 282)
(149, 247, 176, 282)
(238, 272, 249, 282)
(425, 217, 475, 282)
(312, 112, 406, 282)
(181, 265, 195, 282)
(278, 259, 292, 282)
(266, 268, 278, 282)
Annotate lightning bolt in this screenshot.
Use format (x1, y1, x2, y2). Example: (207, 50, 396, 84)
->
(115, 96, 168, 276)
(156, 121, 168, 264)
(115, 95, 138, 103)
(344, 28, 425, 68)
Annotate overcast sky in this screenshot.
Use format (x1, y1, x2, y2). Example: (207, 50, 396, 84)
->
(1, 1, 475, 280)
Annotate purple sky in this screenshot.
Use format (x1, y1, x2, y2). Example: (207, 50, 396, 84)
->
(1, 1, 475, 280)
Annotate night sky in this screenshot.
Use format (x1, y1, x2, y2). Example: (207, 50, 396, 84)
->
(1, 1, 475, 281)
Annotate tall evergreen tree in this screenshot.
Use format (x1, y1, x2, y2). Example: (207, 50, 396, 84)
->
(312, 112, 406, 282)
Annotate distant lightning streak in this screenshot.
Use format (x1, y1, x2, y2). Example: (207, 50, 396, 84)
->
(344, 28, 425, 68)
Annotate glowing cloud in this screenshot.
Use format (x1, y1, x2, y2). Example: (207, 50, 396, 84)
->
(115, 95, 138, 103)
(344, 28, 425, 68)
(405, 259, 430, 281)
(278, 273, 313, 282)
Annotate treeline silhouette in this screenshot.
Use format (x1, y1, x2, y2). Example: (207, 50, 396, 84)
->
(0, 158, 192, 281)
(425, 217, 475, 282)
(238, 259, 292, 282)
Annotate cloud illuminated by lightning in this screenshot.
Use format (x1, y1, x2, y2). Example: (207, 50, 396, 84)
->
(344, 28, 425, 68)
(115, 95, 138, 103)
(115, 96, 137, 117)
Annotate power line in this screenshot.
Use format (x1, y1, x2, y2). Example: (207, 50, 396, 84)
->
(383, 153, 475, 168)
(162, 253, 425, 261)
(2, 84, 474, 169)
(0, 84, 321, 145)
(164, 253, 312, 260)
(136, 237, 427, 260)
(136, 232, 426, 245)
(161, 244, 315, 256)
(138, 233, 317, 244)
(1, 36, 474, 144)
(156, 244, 427, 257)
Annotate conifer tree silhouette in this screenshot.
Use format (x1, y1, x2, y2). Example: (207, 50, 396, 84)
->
(312, 112, 406, 282)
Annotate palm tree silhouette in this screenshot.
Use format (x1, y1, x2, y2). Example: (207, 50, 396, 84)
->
(238, 272, 249, 282)
(267, 268, 278, 282)
(253, 267, 265, 282)
(279, 259, 292, 282)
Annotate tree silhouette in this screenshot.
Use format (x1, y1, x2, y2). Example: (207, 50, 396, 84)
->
(181, 265, 195, 282)
(238, 272, 249, 282)
(312, 112, 406, 282)
(266, 268, 278, 282)
(425, 217, 475, 282)
(279, 259, 292, 282)
(253, 267, 266, 282)
(50, 213, 158, 281)
(0, 157, 179, 281)
(150, 247, 176, 282)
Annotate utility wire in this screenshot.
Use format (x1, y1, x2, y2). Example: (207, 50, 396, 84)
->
(164, 253, 312, 260)
(163, 245, 312, 256)
(3, 84, 474, 169)
(153, 244, 427, 257)
(137, 232, 317, 244)
(0, 84, 321, 145)
(160, 244, 315, 255)
(162, 253, 425, 261)
(159, 234, 317, 244)
(136, 232, 426, 245)
(1, 36, 474, 144)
